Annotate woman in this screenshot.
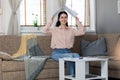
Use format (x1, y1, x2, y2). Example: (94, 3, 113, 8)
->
(44, 11, 85, 76)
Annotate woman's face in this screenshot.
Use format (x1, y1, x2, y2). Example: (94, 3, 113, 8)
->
(59, 13, 68, 25)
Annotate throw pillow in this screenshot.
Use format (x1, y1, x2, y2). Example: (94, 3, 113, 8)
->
(0, 51, 12, 60)
(27, 38, 43, 56)
(81, 37, 107, 56)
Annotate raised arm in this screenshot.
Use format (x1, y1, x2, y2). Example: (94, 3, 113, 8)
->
(43, 16, 54, 34)
(74, 17, 85, 36)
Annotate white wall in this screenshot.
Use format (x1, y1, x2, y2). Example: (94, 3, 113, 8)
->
(96, 0, 120, 33)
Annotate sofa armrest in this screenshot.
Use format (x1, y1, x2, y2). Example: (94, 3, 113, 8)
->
(109, 56, 120, 61)
(110, 58, 120, 61)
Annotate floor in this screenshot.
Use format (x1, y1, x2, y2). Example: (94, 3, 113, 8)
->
(96, 77, 120, 80)
(66, 77, 120, 80)
(108, 77, 120, 80)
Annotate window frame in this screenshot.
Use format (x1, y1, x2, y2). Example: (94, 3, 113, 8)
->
(85, 0, 96, 32)
(20, 0, 46, 27)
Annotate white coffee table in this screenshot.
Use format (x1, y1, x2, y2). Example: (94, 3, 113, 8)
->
(59, 57, 108, 80)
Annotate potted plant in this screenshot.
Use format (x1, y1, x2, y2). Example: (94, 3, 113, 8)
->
(32, 13, 38, 27)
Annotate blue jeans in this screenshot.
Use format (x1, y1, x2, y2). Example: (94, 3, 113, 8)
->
(50, 48, 80, 75)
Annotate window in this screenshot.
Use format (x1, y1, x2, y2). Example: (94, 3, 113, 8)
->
(66, 0, 85, 26)
(66, 0, 96, 31)
(20, 0, 96, 35)
(20, 0, 46, 26)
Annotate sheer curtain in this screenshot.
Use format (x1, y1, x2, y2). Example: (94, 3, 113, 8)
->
(7, 0, 22, 35)
(0, 0, 3, 35)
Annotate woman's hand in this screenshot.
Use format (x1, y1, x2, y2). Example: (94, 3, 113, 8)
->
(44, 16, 54, 34)
(45, 16, 54, 28)
(75, 16, 85, 35)
(49, 16, 54, 25)
(75, 17, 81, 26)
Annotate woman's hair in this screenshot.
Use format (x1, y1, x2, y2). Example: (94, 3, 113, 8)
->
(55, 11, 68, 27)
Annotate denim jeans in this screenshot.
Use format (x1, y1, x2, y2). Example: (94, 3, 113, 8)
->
(50, 48, 80, 75)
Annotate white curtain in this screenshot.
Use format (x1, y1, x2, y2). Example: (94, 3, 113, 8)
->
(7, 0, 22, 35)
(53, 0, 78, 17)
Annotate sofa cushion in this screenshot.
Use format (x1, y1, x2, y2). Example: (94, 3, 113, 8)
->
(12, 35, 44, 59)
(98, 34, 120, 56)
(2, 69, 59, 80)
(90, 59, 120, 70)
(27, 38, 43, 56)
(81, 37, 107, 56)
(2, 59, 59, 80)
(37, 36, 52, 55)
(12, 35, 40, 58)
(2, 59, 58, 72)
(3, 71, 25, 80)
(0, 35, 21, 55)
(114, 37, 120, 58)
(0, 51, 12, 60)
(2, 60, 25, 72)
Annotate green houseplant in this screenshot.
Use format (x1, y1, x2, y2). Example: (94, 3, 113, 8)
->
(32, 13, 38, 27)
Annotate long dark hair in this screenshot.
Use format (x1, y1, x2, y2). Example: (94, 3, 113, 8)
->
(55, 11, 68, 27)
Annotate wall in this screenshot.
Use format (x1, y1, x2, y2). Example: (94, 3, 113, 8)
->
(96, 0, 120, 34)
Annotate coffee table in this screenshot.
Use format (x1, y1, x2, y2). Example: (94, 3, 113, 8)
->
(59, 57, 108, 80)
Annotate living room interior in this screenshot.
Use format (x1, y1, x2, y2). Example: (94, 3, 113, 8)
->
(0, 0, 120, 80)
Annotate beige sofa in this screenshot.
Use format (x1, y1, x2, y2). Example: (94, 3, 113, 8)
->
(0, 34, 120, 80)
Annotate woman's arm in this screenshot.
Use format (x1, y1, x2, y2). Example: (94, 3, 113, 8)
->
(74, 17, 85, 36)
(43, 16, 54, 34)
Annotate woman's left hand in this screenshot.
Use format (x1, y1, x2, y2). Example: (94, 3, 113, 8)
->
(75, 17, 85, 35)
(75, 17, 81, 25)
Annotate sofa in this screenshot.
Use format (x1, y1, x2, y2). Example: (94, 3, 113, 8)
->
(0, 34, 120, 80)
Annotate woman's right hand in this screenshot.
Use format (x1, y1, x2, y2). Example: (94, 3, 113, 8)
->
(75, 17, 81, 25)
(44, 16, 54, 30)
(49, 16, 54, 24)
(44, 16, 54, 34)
